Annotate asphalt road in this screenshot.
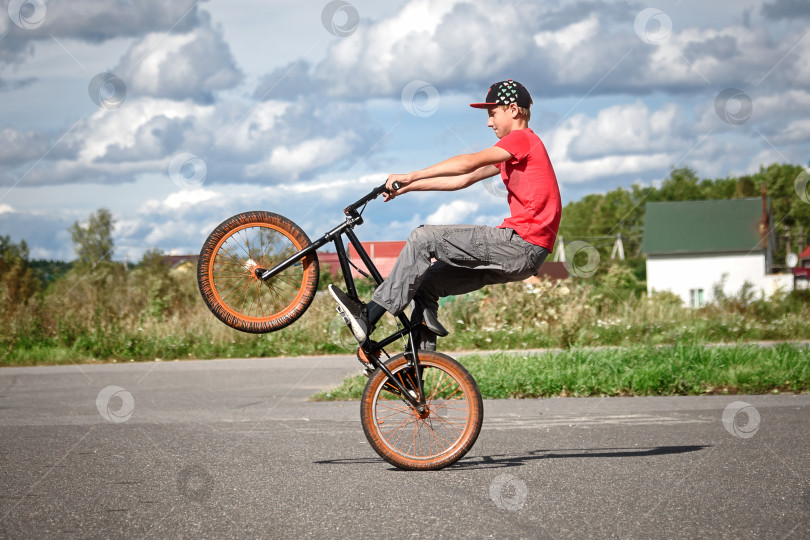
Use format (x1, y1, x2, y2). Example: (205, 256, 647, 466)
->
(0, 355, 808, 539)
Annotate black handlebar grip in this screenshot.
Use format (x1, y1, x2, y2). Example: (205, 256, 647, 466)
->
(391, 181, 402, 191)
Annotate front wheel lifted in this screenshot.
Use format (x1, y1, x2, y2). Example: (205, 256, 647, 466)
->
(360, 351, 483, 471)
(197, 211, 319, 333)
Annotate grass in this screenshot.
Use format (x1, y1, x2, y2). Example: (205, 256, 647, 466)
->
(312, 343, 810, 400)
(3, 261, 810, 367)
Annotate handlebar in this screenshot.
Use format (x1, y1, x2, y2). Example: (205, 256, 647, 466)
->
(343, 181, 402, 216)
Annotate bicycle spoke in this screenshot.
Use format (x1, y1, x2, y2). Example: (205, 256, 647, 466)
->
(421, 419, 455, 451)
(426, 412, 465, 438)
(209, 222, 312, 322)
(369, 361, 479, 462)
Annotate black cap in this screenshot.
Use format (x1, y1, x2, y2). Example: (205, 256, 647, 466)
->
(470, 80, 532, 109)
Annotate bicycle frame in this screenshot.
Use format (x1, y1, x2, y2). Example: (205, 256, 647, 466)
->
(255, 184, 428, 413)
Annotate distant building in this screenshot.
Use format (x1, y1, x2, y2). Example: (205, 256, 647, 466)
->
(800, 245, 810, 267)
(532, 261, 569, 282)
(317, 242, 407, 279)
(641, 196, 793, 307)
(317, 251, 342, 277)
(348, 241, 407, 279)
(794, 245, 810, 289)
(163, 254, 198, 268)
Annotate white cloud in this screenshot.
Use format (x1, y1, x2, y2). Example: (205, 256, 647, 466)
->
(554, 153, 674, 185)
(544, 101, 689, 184)
(312, 0, 542, 97)
(534, 15, 600, 52)
(569, 101, 688, 158)
(4, 0, 810, 261)
(163, 188, 221, 209)
(0, 96, 380, 189)
(0, 6, 7, 33)
(1, 0, 205, 67)
(0, 128, 53, 166)
(114, 17, 242, 102)
(426, 200, 479, 224)
(247, 136, 356, 180)
(299, 0, 809, 100)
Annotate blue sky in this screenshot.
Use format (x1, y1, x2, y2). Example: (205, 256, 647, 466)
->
(1, 0, 809, 261)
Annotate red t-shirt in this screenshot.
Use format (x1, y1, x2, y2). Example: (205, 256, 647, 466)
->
(494, 128, 561, 250)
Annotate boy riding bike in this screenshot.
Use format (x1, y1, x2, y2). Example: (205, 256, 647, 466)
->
(331, 80, 561, 355)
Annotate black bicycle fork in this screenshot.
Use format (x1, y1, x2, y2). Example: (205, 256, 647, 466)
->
(255, 211, 428, 414)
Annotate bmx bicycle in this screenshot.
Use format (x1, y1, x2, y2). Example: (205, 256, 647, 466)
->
(196, 183, 483, 470)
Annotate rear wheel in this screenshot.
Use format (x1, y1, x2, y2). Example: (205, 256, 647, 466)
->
(197, 211, 319, 333)
(360, 351, 483, 471)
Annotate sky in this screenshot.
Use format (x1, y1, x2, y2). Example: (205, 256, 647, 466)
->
(0, 0, 809, 261)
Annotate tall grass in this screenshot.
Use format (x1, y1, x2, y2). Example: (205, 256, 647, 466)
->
(2, 258, 810, 366)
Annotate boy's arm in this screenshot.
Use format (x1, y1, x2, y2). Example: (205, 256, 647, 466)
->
(385, 146, 511, 198)
(390, 165, 499, 197)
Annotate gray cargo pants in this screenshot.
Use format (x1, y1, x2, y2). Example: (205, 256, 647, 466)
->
(371, 225, 549, 348)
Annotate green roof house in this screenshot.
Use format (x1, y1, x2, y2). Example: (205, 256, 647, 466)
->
(641, 197, 793, 306)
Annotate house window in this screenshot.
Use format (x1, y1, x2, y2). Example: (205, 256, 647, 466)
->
(689, 288, 705, 308)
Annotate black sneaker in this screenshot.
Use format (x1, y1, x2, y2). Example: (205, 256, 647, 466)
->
(328, 285, 371, 343)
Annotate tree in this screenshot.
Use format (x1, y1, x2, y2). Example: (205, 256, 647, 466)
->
(750, 163, 810, 261)
(0, 235, 39, 311)
(556, 163, 810, 266)
(658, 166, 702, 201)
(69, 208, 115, 268)
(733, 176, 758, 199)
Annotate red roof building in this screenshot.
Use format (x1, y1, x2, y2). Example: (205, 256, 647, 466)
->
(799, 245, 810, 264)
(348, 241, 407, 279)
(316, 251, 342, 276)
(318, 242, 406, 279)
(794, 245, 810, 280)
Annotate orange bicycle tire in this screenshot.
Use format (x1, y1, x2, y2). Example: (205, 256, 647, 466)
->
(360, 351, 483, 471)
(197, 211, 319, 333)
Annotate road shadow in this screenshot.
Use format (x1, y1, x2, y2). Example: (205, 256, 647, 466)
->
(314, 445, 710, 470)
(452, 445, 711, 470)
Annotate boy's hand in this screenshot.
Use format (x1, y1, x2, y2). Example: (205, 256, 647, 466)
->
(384, 174, 409, 201)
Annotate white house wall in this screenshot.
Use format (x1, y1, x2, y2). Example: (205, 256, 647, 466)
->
(763, 273, 795, 296)
(646, 252, 771, 305)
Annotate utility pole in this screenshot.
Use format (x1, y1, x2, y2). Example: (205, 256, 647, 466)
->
(611, 233, 625, 260)
(554, 235, 565, 262)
